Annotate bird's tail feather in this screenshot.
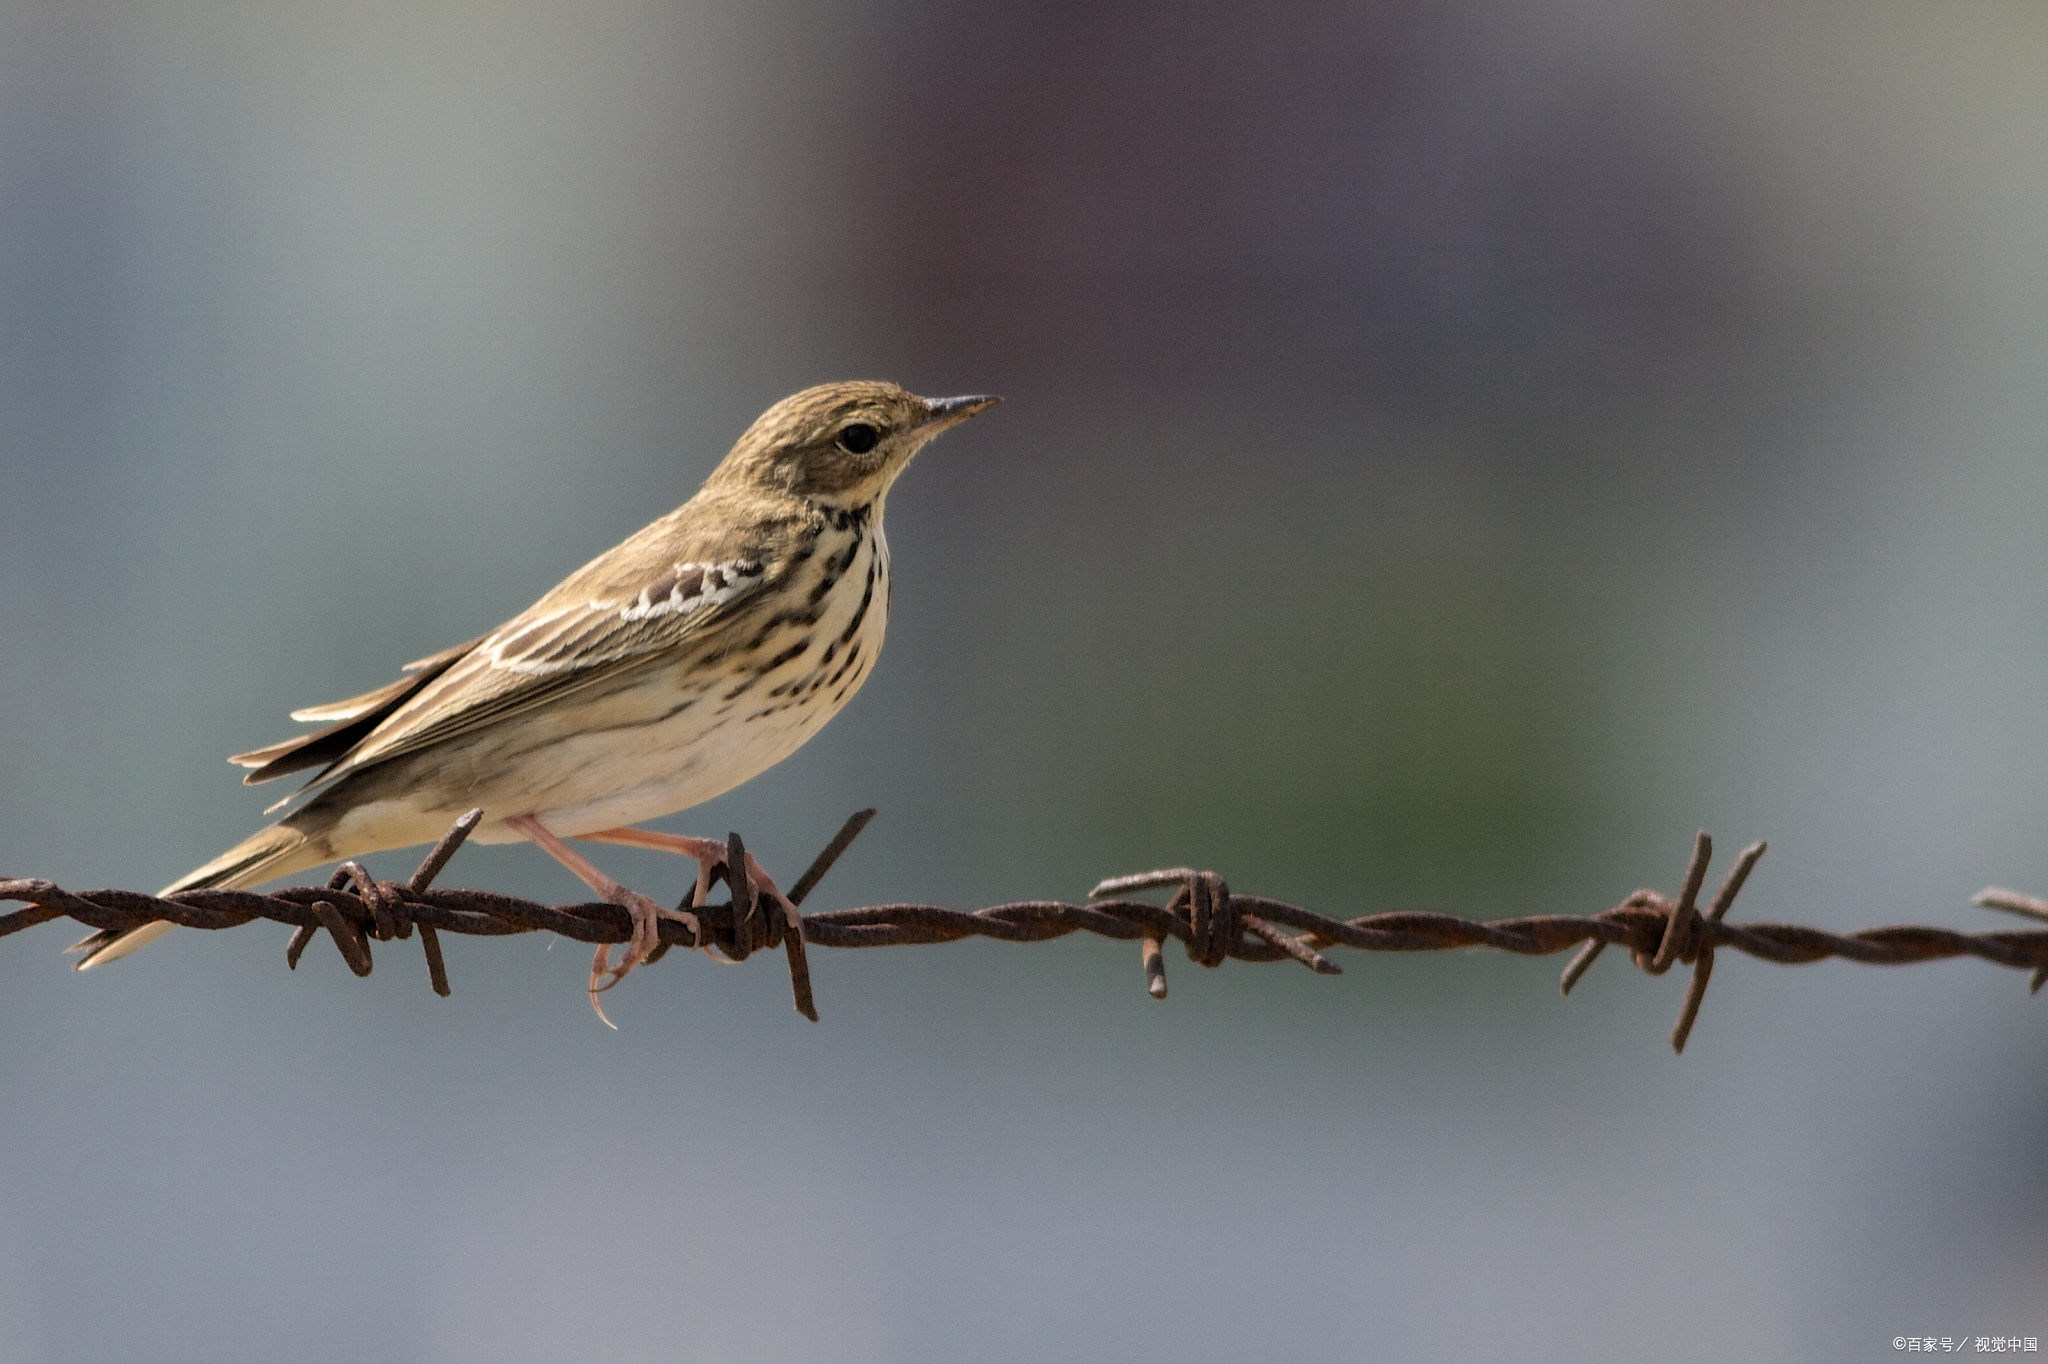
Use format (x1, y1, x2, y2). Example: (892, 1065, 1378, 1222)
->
(70, 823, 326, 970)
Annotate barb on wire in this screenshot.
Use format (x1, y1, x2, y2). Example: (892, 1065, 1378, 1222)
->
(4, 813, 2046, 1053)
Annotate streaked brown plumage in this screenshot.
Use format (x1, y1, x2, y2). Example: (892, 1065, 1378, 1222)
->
(74, 381, 999, 997)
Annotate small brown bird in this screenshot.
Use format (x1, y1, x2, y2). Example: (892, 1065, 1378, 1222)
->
(73, 381, 999, 1008)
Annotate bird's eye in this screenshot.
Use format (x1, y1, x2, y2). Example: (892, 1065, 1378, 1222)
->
(836, 422, 880, 455)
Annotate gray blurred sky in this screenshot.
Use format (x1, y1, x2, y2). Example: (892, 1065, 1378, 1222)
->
(2, 0, 2046, 1359)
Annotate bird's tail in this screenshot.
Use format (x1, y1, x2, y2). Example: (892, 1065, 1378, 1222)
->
(70, 822, 327, 970)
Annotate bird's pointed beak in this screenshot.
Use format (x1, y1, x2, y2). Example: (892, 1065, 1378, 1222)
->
(920, 393, 1002, 431)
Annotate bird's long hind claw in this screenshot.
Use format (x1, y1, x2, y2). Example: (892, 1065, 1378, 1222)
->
(584, 887, 678, 1026)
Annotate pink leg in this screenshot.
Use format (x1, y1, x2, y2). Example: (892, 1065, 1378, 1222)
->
(579, 827, 735, 960)
(578, 827, 803, 959)
(505, 814, 699, 1024)
(579, 827, 728, 859)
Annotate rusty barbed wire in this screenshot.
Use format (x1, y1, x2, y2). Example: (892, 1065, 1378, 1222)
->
(5, 810, 2047, 1052)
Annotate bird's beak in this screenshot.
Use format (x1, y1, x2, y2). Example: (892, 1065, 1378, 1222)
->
(921, 393, 1003, 431)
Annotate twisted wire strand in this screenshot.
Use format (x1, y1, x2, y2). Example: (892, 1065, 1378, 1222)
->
(5, 812, 2045, 1053)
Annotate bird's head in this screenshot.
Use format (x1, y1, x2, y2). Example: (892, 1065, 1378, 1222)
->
(710, 380, 1000, 509)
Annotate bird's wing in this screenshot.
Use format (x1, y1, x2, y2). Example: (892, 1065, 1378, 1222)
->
(236, 501, 797, 794)
(283, 636, 490, 724)
(230, 636, 488, 782)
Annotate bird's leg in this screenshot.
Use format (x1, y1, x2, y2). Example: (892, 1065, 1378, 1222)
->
(577, 828, 729, 860)
(578, 827, 802, 959)
(504, 814, 685, 1020)
(578, 829, 727, 910)
(577, 827, 734, 960)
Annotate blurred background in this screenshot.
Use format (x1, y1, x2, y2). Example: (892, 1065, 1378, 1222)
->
(2, 0, 2045, 1358)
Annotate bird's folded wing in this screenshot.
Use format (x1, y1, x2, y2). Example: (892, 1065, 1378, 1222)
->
(284, 637, 490, 724)
(232, 637, 488, 782)
(234, 533, 776, 793)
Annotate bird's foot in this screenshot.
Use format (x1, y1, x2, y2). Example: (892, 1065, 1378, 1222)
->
(580, 827, 803, 962)
(735, 849, 803, 943)
(504, 814, 703, 1026)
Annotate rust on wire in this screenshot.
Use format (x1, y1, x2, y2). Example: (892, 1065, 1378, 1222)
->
(5, 814, 2048, 1053)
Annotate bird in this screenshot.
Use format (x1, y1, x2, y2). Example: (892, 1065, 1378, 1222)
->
(71, 380, 1000, 1010)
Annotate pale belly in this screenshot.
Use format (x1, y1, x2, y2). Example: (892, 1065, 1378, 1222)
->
(324, 530, 890, 853)
(470, 655, 865, 839)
